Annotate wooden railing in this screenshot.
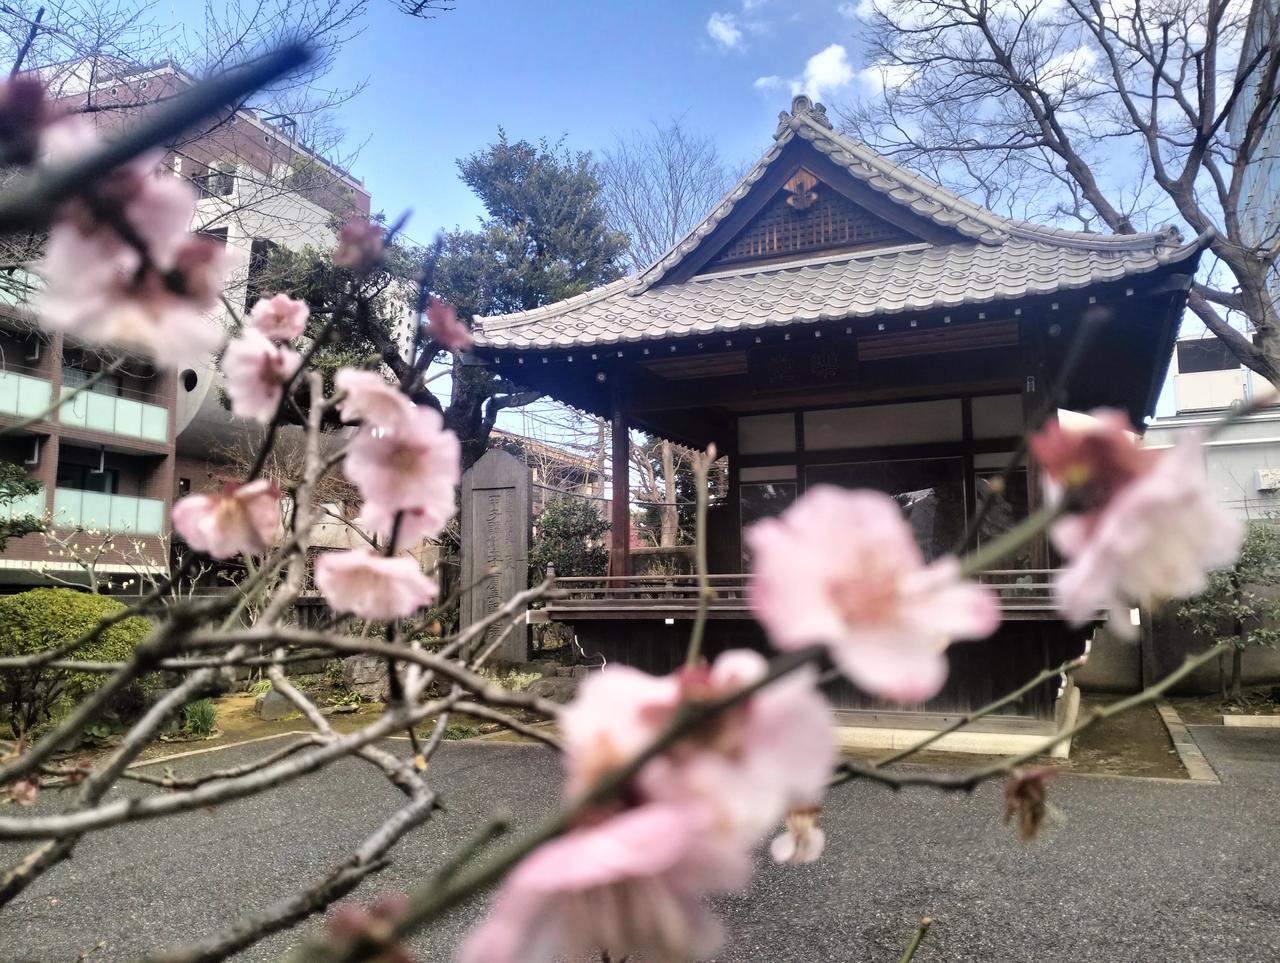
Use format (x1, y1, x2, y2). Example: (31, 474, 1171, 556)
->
(534, 569, 1061, 622)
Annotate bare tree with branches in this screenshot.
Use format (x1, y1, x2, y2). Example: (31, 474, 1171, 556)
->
(600, 118, 735, 545)
(840, 0, 1280, 382)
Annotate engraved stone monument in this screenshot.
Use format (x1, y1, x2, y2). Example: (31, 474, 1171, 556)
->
(459, 448, 531, 663)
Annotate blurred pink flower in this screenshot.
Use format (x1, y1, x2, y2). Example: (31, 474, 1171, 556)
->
(327, 892, 413, 963)
(344, 405, 460, 533)
(457, 802, 749, 963)
(562, 649, 834, 847)
(37, 130, 229, 367)
(314, 550, 438, 620)
(8, 774, 39, 806)
(221, 329, 301, 423)
(1044, 429, 1243, 634)
(334, 369, 413, 432)
(248, 294, 309, 340)
(746, 486, 999, 703)
(171, 480, 282, 559)
(770, 806, 825, 864)
(1030, 410, 1155, 516)
(358, 502, 451, 547)
(333, 219, 384, 271)
(424, 296, 473, 351)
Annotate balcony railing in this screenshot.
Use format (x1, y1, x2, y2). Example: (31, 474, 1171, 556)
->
(0, 370, 52, 420)
(57, 387, 168, 442)
(534, 569, 1064, 623)
(52, 489, 164, 535)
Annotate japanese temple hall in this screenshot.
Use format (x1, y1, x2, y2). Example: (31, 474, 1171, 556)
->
(469, 96, 1204, 748)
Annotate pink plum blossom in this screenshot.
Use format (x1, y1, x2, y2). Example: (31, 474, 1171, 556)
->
(343, 405, 460, 535)
(457, 802, 750, 963)
(314, 550, 438, 620)
(746, 486, 1000, 703)
(770, 806, 825, 865)
(424, 296, 474, 351)
(334, 369, 413, 432)
(37, 123, 229, 367)
(248, 294, 309, 340)
(561, 649, 835, 846)
(333, 219, 384, 272)
(461, 650, 834, 963)
(358, 502, 451, 547)
(1032, 413, 1243, 635)
(221, 328, 301, 423)
(8, 774, 39, 806)
(171, 480, 282, 559)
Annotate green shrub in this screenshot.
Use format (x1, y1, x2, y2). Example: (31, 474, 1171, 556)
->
(248, 679, 274, 697)
(528, 497, 608, 582)
(477, 666, 541, 692)
(443, 723, 480, 741)
(183, 698, 217, 736)
(0, 588, 155, 738)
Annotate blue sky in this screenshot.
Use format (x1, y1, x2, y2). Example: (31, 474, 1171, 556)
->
(318, 0, 873, 239)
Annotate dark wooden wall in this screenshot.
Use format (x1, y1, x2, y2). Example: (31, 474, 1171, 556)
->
(568, 617, 1089, 722)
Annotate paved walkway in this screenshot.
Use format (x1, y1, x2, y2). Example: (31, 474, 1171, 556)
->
(3, 729, 1279, 962)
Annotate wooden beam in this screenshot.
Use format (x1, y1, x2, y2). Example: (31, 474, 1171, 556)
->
(609, 379, 630, 578)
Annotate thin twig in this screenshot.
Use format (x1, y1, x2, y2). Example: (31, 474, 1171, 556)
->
(899, 917, 933, 963)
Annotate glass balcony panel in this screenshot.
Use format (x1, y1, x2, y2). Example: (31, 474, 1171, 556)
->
(85, 393, 116, 433)
(0, 370, 52, 419)
(135, 498, 164, 534)
(52, 487, 81, 526)
(4, 486, 44, 519)
(52, 489, 163, 534)
(114, 398, 143, 437)
(58, 387, 169, 442)
(109, 495, 138, 532)
(141, 406, 167, 441)
(79, 491, 113, 531)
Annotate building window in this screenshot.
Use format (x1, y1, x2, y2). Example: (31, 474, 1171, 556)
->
(807, 457, 966, 561)
(56, 461, 120, 494)
(178, 477, 191, 497)
(739, 481, 798, 564)
(62, 365, 123, 397)
(1177, 339, 1238, 374)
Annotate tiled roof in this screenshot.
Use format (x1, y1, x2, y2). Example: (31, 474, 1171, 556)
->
(475, 96, 1201, 351)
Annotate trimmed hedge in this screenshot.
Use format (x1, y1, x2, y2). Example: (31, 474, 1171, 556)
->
(0, 588, 155, 737)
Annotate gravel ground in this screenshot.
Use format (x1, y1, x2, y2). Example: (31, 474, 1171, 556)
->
(2, 727, 1278, 963)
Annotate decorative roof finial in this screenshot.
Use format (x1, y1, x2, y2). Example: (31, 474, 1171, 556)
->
(787, 94, 834, 130)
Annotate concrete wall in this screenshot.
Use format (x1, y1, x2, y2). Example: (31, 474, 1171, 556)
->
(1145, 411, 1280, 520)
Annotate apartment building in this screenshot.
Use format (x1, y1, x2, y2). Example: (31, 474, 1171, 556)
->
(0, 58, 374, 593)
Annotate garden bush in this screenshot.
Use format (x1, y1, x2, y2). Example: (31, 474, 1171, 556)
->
(183, 698, 217, 736)
(0, 588, 156, 738)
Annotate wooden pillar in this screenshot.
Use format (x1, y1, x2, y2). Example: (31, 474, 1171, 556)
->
(609, 379, 630, 578)
(1020, 319, 1051, 570)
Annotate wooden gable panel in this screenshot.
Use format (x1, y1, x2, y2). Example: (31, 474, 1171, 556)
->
(639, 350, 749, 380)
(858, 319, 1018, 361)
(704, 166, 919, 270)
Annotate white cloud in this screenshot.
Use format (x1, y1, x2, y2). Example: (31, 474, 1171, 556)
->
(754, 44, 861, 103)
(707, 12, 744, 50)
(1038, 43, 1100, 97)
(837, 0, 875, 18)
(795, 44, 856, 101)
(857, 59, 914, 94)
(742, 0, 770, 10)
